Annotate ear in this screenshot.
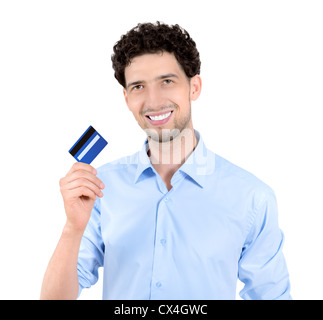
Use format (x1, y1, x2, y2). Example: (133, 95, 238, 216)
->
(190, 75, 202, 101)
(123, 88, 130, 109)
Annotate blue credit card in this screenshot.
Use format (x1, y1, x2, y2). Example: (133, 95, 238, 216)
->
(69, 126, 108, 164)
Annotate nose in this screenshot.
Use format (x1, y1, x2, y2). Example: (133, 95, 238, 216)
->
(144, 86, 167, 111)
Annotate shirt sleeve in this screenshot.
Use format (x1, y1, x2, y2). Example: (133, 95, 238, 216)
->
(77, 200, 105, 297)
(238, 187, 292, 300)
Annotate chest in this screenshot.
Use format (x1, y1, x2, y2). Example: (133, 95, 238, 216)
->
(100, 182, 248, 263)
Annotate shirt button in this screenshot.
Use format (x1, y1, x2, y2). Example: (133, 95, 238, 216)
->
(156, 282, 162, 288)
(164, 197, 169, 202)
(160, 239, 166, 245)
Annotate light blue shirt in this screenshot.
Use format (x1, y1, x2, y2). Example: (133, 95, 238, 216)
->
(77, 131, 291, 300)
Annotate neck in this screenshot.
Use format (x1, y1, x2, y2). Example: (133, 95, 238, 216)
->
(147, 128, 197, 190)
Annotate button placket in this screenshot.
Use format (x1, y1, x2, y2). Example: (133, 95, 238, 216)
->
(150, 194, 171, 298)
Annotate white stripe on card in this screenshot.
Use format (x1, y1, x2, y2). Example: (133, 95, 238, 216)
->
(77, 134, 100, 161)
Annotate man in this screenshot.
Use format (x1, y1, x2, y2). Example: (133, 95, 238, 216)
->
(41, 22, 291, 300)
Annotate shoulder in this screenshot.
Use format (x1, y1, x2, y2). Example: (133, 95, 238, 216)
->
(214, 153, 276, 202)
(213, 154, 279, 238)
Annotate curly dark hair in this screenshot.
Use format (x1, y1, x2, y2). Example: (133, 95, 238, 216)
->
(111, 22, 201, 88)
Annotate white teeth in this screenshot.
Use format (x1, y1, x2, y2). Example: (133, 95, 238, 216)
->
(148, 112, 171, 121)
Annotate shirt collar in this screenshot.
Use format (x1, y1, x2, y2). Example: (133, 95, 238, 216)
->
(134, 130, 215, 188)
(177, 130, 215, 188)
(133, 139, 153, 184)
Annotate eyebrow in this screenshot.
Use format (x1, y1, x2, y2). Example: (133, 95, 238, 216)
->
(157, 73, 179, 81)
(126, 80, 144, 90)
(126, 73, 179, 90)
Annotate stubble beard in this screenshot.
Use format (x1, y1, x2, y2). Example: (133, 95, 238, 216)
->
(143, 103, 192, 143)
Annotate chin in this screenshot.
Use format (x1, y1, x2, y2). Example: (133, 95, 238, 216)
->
(144, 127, 185, 143)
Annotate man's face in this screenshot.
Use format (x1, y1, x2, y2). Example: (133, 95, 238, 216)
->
(123, 52, 201, 142)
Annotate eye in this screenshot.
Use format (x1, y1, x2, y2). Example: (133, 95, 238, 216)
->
(132, 84, 143, 91)
(163, 79, 173, 85)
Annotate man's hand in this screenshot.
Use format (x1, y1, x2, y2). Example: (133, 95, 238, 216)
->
(41, 162, 104, 299)
(59, 162, 105, 233)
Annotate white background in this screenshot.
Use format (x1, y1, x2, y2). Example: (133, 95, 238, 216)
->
(0, 0, 322, 300)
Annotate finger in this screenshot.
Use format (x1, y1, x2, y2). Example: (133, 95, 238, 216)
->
(64, 170, 105, 189)
(69, 186, 98, 202)
(67, 162, 97, 176)
(63, 178, 104, 198)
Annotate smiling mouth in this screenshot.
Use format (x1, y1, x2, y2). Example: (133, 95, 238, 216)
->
(144, 110, 173, 126)
(147, 111, 172, 121)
